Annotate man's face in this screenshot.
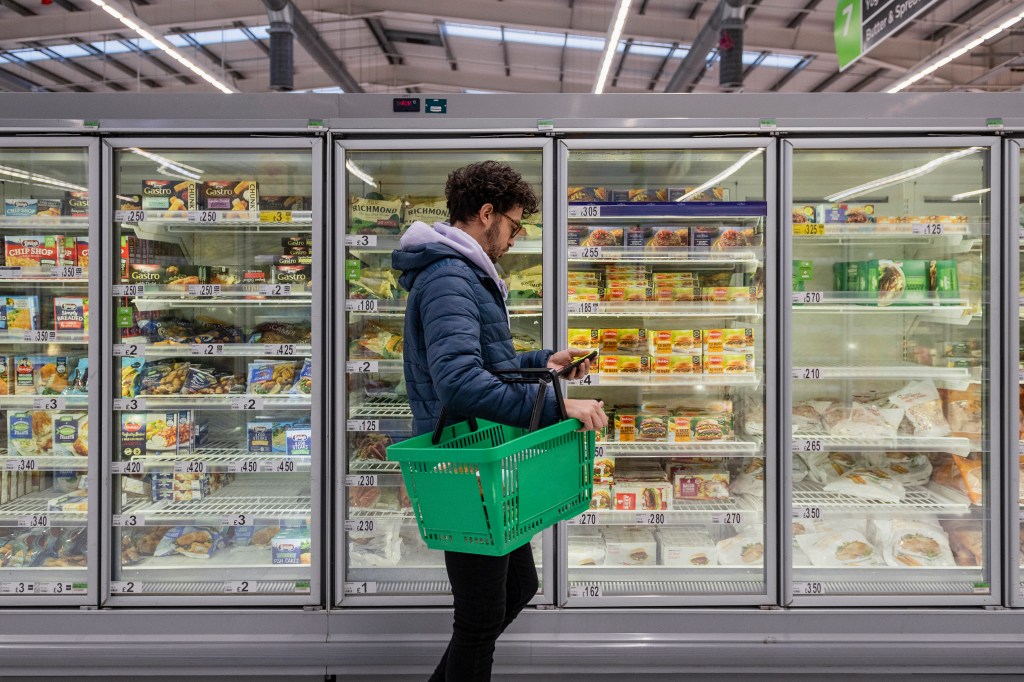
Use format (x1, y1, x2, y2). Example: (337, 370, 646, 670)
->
(484, 205, 523, 263)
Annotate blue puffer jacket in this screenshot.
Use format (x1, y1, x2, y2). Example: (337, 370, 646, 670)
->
(392, 242, 556, 436)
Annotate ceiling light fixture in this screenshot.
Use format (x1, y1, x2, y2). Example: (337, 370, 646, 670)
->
(950, 188, 990, 202)
(129, 148, 204, 180)
(593, 0, 633, 94)
(824, 147, 982, 203)
(88, 0, 236, 94)
(345, 160, 377, 188)
(887, 5, 1024, 93)
(0, 165, 87, 192)
(676, 148, 764, 202)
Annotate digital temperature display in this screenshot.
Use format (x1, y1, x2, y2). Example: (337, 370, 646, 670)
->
(393, 98, 421, 113)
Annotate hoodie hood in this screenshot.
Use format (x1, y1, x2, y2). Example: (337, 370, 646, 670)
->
(393, 221, 509, 300)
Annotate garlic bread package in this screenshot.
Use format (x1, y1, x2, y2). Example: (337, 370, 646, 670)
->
(869, 519, 956, 568)
(715, 526, 764, 566)
(888, 380, 950, 437)
(795, 529, 883, 567)
(823, 467, 907, 503)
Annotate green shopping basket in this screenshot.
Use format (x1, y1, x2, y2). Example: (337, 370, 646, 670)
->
(386, 367, 595, 556)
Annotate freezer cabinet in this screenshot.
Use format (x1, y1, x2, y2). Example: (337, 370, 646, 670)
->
(335, 139, 555, 605)
(783, 139, 999, 606)
(0, 138, 99, 605)
(103, 138, 323, 605)
(558, 139, 777, 607)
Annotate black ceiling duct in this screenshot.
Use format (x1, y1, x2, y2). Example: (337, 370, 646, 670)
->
(719, 0, 744, 90)
(263, 0, 294, 92)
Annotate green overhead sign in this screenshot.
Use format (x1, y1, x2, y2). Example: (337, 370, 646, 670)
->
(836, 0, 941, 71)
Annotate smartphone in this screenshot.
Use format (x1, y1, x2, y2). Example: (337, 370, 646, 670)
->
(557, 350, 599, 378)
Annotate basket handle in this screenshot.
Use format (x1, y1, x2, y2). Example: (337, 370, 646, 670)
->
(430, 367, 569, 445)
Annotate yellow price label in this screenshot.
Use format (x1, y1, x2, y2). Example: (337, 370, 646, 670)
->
(259, 210, 293, 223)
(793, 223, 825, 236)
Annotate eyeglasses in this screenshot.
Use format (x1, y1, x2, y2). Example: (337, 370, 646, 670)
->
(497, 211, 524, 239)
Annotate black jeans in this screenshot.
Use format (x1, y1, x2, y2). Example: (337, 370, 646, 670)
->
(428, 542, 539, 681)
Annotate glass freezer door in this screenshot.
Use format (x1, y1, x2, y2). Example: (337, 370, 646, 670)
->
(1011, 138, 1023, 607)
(336, 140, 553, 605)
(105, 139, 322, 604)
(559, 140, 775, 606)
(0, 139, 98, 603)
(784, 140, 998, 605)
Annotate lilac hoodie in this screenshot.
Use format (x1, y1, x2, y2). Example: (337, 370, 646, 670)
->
(399, 221, 511, 327)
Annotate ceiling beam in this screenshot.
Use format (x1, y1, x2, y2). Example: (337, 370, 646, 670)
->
(924, 0, 1002, 42)
(233, 21, 270, 57)
(0, 0, 935, 71)
(21, 40, 126, 91)
(0, 50, 90, 91)
(51, 0, 81, 10)
(785, 0, 823, 30)
(111, 33, 195, 85)
(0, 0, 34, 17)
(500, 26, 510, 77)
(845, 67, 888, 92)
(611, 38, 633, 88)
(168, 27, 246, 81)
(436, 19, 458, 71)
(647, 40, 678, 90)
(0, 65, 45, 91)
(67, 37, 161, 88)
(366, 16, 402, 65)
(768, 54, 813, 91)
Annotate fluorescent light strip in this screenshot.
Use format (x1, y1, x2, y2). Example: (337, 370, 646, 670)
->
(887, 7, 1024, 93)
(824, 147, 982, 203)
(89, 0, 236, 94)
(951, 188, 990, 202)
(0, 165, 87, 192)
(594, 0, 633, 94)
(346, 160, 377, 188)
(675, 149, 764, 202)
(129, 148, 204, 180)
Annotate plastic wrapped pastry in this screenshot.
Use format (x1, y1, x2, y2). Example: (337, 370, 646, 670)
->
(863, 452, 932, 487)
(941, 520, 984, 567)
(792, 453, 809, 483)
(715, 526, 764, 566)
(822, 403, 898, 439)
(795, 529, 883, 567)
(870, 519, 955, 568)
(803, 451, 858, 485)
(889, 380, 950, 438)
(348, 518, 402, 568)
(824, 467, 906, 503)
(730, 458, 765, 497)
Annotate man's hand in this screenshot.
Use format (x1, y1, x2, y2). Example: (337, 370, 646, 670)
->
(548, 347, 593, 380)
(564, 399, 608, 431)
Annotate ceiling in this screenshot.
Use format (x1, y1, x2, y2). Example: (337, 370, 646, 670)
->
(0, 0, 1020, 95)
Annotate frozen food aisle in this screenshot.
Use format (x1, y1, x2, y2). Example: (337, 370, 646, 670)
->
(0, 94, 1019, 676)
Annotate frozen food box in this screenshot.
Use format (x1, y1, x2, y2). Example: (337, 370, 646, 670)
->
(672, 416, 729, 442)
(657, 528, 718, 567)
(120, 413, 145, 459)
(636, 415, 669, 442)
(568, 536, 607, 565)
(273, 264, 311, 287)
(3, 198, 38, 217)
(593, 456, 615, 485)
(349, 194, 402, 234)
(652, 354, 702, 374)
(654, 285, 699, 301)
(645, 226, 690, 248)
(54, 297, 86, 332)
(5, 235, 61, 269)
(1, 295, 39, 331)
(260, 195, 309, 211)
(602, 286, 652, 302)
(567, 226, 591, 246)
(702, 286, 757, 303)
(286, 427, 312, 457)
(142, 180, 196, 212)
(201, 180, 258, 211)
(673, 469, 730, 500)
(63, 191, 89, 217)
(247, 422, 274, 453)
(614, 409, 637, 442)
(8, 412, 37, 456)
(36, 199, 62, 217)
(403, 196, 449, 225)
(0, 356, 11, 395)
(930, 259, 960, 299)
(668, 186, 729, 202)
(859, 259, 929, 305)
(611, 188, 667, 202)
(567, 187, 609, 202)
(128, 264, 204, 286)
(602, 532, 659, 561)
(603, 328, 646, 353)
(613, 482, 671, 510)
(52, 413, 88, 457)
(578, 227, 623, 248)
(833, 261, 859, 292)
(272, 528, 311, 565)
(568, 328, 600, 350)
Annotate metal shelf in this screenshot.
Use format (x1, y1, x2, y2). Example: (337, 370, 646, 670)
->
(0, 454, 88, 472)
(0, 395, 88, 410)
(791, 294, 974, 324)
(351, 300, 542, 316)
(567, 498, 759, 526)
(567, 301, 761, 317)
(569, 372, 761, 388)
(0, 331, 88, 345)
(346, 235, 542, 255)
(790, 360, 973, 382)
(0, 490, 87, 527)
(348, 396, 412, 419)
(791, 480, 970, 515)
(567, 246, 761, 265)
(126, 290, 312, 313)
(0, 276, 87, 286)
(121, 493, 310, 527)
(793, 222, 974, 243)
(595, 441, 761, 457)
(120, 546, 310, 588)
(113, 447, 311, 474)
(117, 395, 312, 411)
(567, 578, 765, 597)
(567, 201, 767, 220)
(348, 460, 401, 474)
(121, 209, 313, 230)
(0, 216, 89, 231)
(125, 344, 312, 359)
(793, 432, 973, 457)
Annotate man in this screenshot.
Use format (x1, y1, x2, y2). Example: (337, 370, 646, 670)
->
(392, 160, 607, 681)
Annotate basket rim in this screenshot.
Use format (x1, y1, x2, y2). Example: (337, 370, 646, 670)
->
(387, 417, 586, 464)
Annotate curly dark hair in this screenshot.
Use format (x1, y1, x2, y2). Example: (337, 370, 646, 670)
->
(445, 161, 539, 224)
